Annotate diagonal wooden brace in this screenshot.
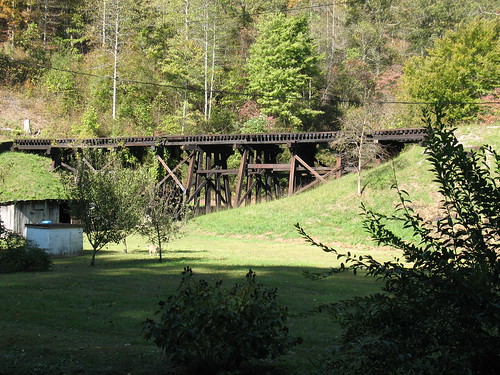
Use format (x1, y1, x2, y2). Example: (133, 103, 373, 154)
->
(157, 155, 186, 192)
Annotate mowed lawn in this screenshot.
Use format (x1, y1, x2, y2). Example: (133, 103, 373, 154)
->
(0, 233, 396, 375)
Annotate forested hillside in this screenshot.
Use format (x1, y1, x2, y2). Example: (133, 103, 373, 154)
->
(0, 0, 498, 138)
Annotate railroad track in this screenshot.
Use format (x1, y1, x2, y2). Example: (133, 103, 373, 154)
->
(10, 127, 426, 150)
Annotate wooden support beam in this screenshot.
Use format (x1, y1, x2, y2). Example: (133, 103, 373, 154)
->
(293, 155, 327, 182)
(82, 158, 97, 172)
(185, 151, 197, 197)
(60, 162, 77, 173)
(248, 163, 290, 170)
(224, 175, 232, 208)
(237, 179, 258, 207)
(158, 151, 194, 187)
(205, 153, 212, 214)
(187, 169, 216, 204)
(288, 154, 297, 196)
(214, 153, 221, 210)
(235, 149, 248, 207)
(196, 168, 239, 174)
(157, 155, 186, 192)
(294, 167, 341, 195)
(336, 156, 342, 178)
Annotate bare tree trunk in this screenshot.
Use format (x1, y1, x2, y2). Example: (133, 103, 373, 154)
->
(184, 0, 189, 40)
(204, 15, 209, 121)
(182, 83, 187, 134)
(102, 0, 107, 47)
(208, 22, 216, 121)
(42, 1, 48, 46)
(357, 124, 366, 196)
(156, 226, 163, 263)
(182, 0, 189, 131)
(112, 2, 119, 121)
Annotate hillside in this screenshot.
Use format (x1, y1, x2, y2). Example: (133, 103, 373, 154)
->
(0, 1, 497, 138)
(189, 124, 500, 247)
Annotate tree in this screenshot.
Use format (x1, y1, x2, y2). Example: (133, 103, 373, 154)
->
(401, 18, 499, 123)
(247, 13, 322, 129)
(298, 110, 500, 374)
(137, 181, 187, 263)
(395, 0, 496, 55)
(67, 149, 146, 266)
(330, 104, 385, 196)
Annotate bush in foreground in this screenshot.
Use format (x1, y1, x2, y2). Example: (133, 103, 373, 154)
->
(143, 267, 300, 374)
(299, 113, 499, 374)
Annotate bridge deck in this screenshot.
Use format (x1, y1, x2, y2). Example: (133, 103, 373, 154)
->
(11, 128, 426, 150)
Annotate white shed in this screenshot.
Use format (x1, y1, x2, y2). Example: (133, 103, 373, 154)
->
(25, 223, 83, 257)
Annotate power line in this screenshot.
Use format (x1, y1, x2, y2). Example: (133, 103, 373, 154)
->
(173, 1, 361, 26)
(12, 59, 500, 107)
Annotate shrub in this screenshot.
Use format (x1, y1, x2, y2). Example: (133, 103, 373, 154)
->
(0, 220, 52, 273)
(0, 247, 27, 273)
(298, 111, 500, 374)
(143, 267, 300, 374)
(23, 244, 53, 272)
(0, 244, 52, 274)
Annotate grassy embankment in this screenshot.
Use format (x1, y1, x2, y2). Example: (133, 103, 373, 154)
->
(0, 124, 498, 374)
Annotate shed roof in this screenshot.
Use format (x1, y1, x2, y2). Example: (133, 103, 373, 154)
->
(0, 151, 67, 203)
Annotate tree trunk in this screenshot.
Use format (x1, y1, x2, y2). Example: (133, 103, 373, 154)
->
(102, 0, 107, 47)
(112, 2, 119, 121)
(90, 248, 97, 266)
(208, 22, 216, 121)
(357, 127, 365, 196)
(203, 4, 209, 121)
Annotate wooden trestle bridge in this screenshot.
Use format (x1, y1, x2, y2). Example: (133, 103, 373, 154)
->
(9, 128, 426, 213)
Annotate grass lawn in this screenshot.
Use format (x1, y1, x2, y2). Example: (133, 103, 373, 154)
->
(0, 233, 398, 375)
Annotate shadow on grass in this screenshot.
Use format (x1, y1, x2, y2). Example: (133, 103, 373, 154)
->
(0, 248, 382, 375)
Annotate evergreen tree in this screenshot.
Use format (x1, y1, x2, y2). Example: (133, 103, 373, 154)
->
(247, 13, 322, 130)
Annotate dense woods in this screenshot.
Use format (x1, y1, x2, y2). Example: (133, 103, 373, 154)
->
(0, 0, 498, 137)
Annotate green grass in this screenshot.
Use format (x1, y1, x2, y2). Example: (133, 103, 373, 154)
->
(0, 234, 394, 375)
(0, 152, 66, 202)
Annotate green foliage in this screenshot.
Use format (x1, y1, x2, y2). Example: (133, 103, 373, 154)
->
(41, 50, 82, 113)
(143, 267, 300, 374)
(240, 116, 268, 133)
(0, 220, 52, 274)
(66, 149, 148, 266)
(72, 106, 101, 137)
(395, 0, 495, 54)
(247, 13, 322, 129)
(327, 59, 376, 105)
(0, 52, 31, 85)
(298, 112, 500, 374)
(402, 18, 500, 122)
(23, 244, 53, 272)
(137, 181, 187, 263)
(16, 22, 46, 62)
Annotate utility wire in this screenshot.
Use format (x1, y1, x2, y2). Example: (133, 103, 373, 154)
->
(173, 1, 361, 26)
(12, 59, 500, 107)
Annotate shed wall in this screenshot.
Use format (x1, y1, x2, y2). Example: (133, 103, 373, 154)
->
(0, 201, 60, 235)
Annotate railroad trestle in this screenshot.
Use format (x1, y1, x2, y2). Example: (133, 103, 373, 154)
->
(9, 128, 426, 212)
